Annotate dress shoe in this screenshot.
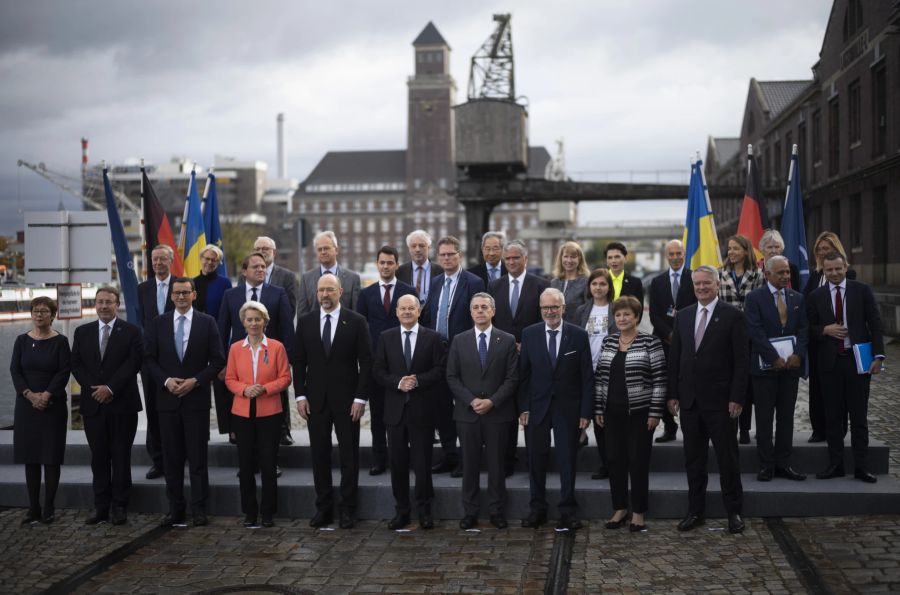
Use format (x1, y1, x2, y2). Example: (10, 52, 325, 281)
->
(228, 434, 237, 445)
(728, 513, 745, 534)
(432, 460, 456, 474)
(110, 507, 127, 526)
(22, 508, 41, 525)
(816, 464, 845, 479)
(655, 431, 677, 443)
(243, 515, 259, 528)
(145, 466, 164, 480)
(419, 514, 434, 530)
(629, 523, 647, 532)
(450, 466, 463, 478)
(854, 469, 877, 483)
(605, 514, 630, 529)
(261, 515, 274, 528)
(504, 466, 515, 478)
(275, 465, 283, 478)
(369, 463, 387, 476)
(280, 432, 294, 446)
(521, 512, 547, 528)
(591, 467, 609, 480)
(459, 515, 478, 530)
(808, 432, 826, 443)
(757, 468, 774, 482)
(578, 434, 588, 448)
(557, 516, 583, 531)
(309, 511, 333, 528)
(160, 512, 187, 527)
(739, 431, 751, 445)
(193, 511, 208, 527)
(388, 514, 410, 530)
(489, 514, 508, 529)
(339, 511, 355, 529)
(42, 508, 55, 524)
(85, 510, 109, 525)
(677, 513, 705, 532)
(775, 467, 806, 481)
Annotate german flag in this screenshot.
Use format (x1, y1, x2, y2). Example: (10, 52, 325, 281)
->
(142, 168, 184, 277)
(736, 145, 770, 260)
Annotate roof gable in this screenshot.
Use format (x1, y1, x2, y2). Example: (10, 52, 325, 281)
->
(413, 22, 449, 48)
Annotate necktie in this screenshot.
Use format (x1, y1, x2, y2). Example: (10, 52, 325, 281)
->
(404, 330, 413, 370)
(776, 290, 788, 326)
(383, 284, 393, 314)
(478, 332, 488, 369)
(694, 307, 708, 348)
(99, 324, 110, 360)
(548, 329, 558, 369)
(834, 286, 845, 353)
(510, 279, 521, 315)
(490, 267, 498, 282)
(251, 286, 258, 301)
(415, 267, 423, 298)
(672, 272, 680, 304)
(322, 313, 332, 356)
(437, 277, 451, 339)
(175, 315, 186, 361)
(157, 282, 166, 315)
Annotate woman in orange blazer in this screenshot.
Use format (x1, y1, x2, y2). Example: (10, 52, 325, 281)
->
(225, 301, 292, 528)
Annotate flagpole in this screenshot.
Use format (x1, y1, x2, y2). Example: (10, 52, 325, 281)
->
(140, 158, 147, 280)
(200, 167, 211, 214)
(784, 144, 797, 207)
(178, 168, 192, 262)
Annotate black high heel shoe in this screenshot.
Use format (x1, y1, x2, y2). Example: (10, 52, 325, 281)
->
(605, 513, 630, 529)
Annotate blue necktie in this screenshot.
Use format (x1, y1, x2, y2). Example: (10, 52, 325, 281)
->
(489, 267, 498, 282)
(404, 330, 413, 371)
(251, 286, 258, 302)
(157, 282, 166, 315)
(510, 279, 520, 315)
(478, 332, 488, 369)
(322, 313, 332, 356)
(175, 315, 185, 361)
(548, 329, 558, 369)
(437, 277, 451, 339)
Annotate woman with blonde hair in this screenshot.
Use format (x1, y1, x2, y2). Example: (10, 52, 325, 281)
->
(550, 241, 590, 322)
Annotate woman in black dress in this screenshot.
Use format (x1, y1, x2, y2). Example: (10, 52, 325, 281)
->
(9, 296, 71, 524)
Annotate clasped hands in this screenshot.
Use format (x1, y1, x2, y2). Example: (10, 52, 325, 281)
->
(165, 377, 198, 396)
(398, 374, 418, 392)
(242, 384, 267, 399)
(23, 389, 51, 410)
(771, 354, 802, 370)
(667, 399, 743, 419)
(471, 397, 494, 415)
(296, 399, 366, 422)
(594, 414, 657, 431)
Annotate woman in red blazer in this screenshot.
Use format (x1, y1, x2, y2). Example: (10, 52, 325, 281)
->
(225, 301, 292, 528)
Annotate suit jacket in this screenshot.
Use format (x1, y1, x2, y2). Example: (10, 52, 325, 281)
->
(745, 285, 808, 377)
(224, 337, 292, 418)
(357, 280, 418, 347)
(807, 279, 884, 371)
(136, 277, 174, 330)
(218, 283, 295, 359)
(668, 301, 749, 411)
(71, 318, 144, 416)
(420, 269, 485, 340)
(297, 265, 361, 316)
(803, 268, 856, 295)
(517, 321, 593, 425)
(397, 260, 441, 301)
(648, 268, 697, 343)
(372, 325, 447, 427)
(446, 327, 519, 424)
(572, 301, 618, 335)
(143, 310, 226, 412)
(488, 273, 551, 342)
(614, 272, 645, 305)
(268, 264, 300, 317)
(550, 276, 589, 322)
(468, 261, 507, 288)
(293, 307, 373, 414)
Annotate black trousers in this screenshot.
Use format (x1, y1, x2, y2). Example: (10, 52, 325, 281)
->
(504, 419, 520, 470)
(158, 408, 210, 514)
(807, 341, 826, 435)
(83, 409, 138, 511)
(592, 423, 608, 469)
(434, 385, 458, 465)
(140, 367, 164, 469)
(752, 374, 799, 469)
(738, 382, 754, 436)
(604, 406, 653, 513)
(658, 341, 678, 435)
(820, 354, 870, 470)
(369, 386, 388, 467)
(279, 391, 291, 436)
(458, 419, 509, 517)
(212, 378, 232, 434)
(527, 409, 580, 516)
(308, 401, 360, 514)
(680, 403, 742, 515)
(233, 409, 281, 518)
(386, 412, 434, 516)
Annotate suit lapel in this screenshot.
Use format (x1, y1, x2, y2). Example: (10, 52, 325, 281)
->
(482, 331, 504, 375)
(450, 273, 468, 317)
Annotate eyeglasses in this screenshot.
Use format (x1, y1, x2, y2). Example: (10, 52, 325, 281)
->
(540, 305, 562, 312)
(32, 309, 52, 315)
(171, 290, 193, 297)
(438, 252, 459, 258)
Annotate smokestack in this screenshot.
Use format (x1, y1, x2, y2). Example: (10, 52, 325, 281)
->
(81, 137, 89, 179)
(276, 113, 286, 179)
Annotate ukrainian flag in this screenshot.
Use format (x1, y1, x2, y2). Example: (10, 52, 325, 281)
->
(682, 158, 722, 269)
(181, 170, 207, 277)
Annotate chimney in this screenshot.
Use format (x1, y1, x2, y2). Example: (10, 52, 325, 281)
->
(81, 137, 89, 178)
(276, 113, 286, 179)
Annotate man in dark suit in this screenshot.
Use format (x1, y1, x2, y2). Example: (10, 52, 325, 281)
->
(648, 239, 697, 442)
(136, 244, 176, 480)
(467, 231, 507, 287)
(71, 286, 144, 526)
(357, 245, 417, 475)
(144, 278, 226, 527)
(518, 288, 593, 530)
(807, 251, 885, 483)
(295, 273, 373, 529)
(372, 294, 447, 530)
(219, 252, 296, 445)
(667, 265, 748, 534)
(446, 292, 519, 529)
(297, 230, 361, 315)
(420, 235, 486, 476)
(745, 255, 809, 482)
(254, 236, 300, 317)
(606, 241, 644, 306)
(397, 229, 441, 304)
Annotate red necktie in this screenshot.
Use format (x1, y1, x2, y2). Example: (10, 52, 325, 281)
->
(383, 284, 393, 314)
(834, 286, 845, 353)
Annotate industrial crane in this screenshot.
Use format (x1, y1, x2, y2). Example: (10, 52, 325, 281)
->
(16, 159, 140, 215)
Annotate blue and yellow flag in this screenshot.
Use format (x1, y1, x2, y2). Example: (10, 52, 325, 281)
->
(683, 158, 722, 269)
(202, 173, 227, 276)
(181, 170, 206, 277)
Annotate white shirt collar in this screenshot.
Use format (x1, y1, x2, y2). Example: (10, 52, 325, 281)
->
(545, 323, 563, 334)
(99, 317, 117, 328)
(400, 323, 419, 335)
(671, 266, 684, 277)
(320, 263, 339, 275)
(380, 278, 398, 287)
(509, 271, 527, 284)
(241, 335, 269, 348)
(157, 275, 171, 286)
(829, 279, 847, 291)
(475, 325, 493, 338)
(321, 305, 341, 320)
(444, 267, 461, 283)
(175, 307, 194, 321)
(697, 297, 718, 313)
(767, 281, 783, 295)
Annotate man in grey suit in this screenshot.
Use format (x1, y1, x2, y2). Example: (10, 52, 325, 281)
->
(446, 292, 519, 530)
(297, 230, 361, 315)
(397, 229, 441, 304)
(254, 236, 300, 317)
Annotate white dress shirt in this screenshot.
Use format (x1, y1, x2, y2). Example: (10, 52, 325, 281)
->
(245, 282, 263, 303)
(474, 325, 493, 351)
(380, 278, 398, 304)
(240, 335, 269, 383)
(829, 280, 850, 349)
(544, 323, 563, 359)
(508, 271, 527, 311)
(694, 298, 718, 336)
(440, 268, 462, 310)
(296, 306, 365, 405)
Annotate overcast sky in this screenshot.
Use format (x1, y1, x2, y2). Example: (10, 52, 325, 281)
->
(0, 0, 833, 235)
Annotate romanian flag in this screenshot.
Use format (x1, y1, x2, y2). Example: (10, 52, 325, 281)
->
(683, 157, 722, 269)
(142, 168, 184, 277)
(202, 172, 227, 276)
(736, 146, 770, 260)
(180, 170, 207, 277)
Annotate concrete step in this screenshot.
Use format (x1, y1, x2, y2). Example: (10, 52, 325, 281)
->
(0, 430, 890, 475)
(0, 464, 897, 520)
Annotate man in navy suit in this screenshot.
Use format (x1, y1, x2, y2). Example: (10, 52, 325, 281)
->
(518, 288, 593, 530)
(668, 265, 748, 534)
(648, 239, 696, 442)
(144, 278, 225, 527)
(468, 231, 507, 287)
(357, 245, 417, 475)
(71, 286, 144, 526)
(745, 256, 808, 482)
(420, 235, 485, 475)
(807, 251, 885, 483)
(136, 244, 176, 480)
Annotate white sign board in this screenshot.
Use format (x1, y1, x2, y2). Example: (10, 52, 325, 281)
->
(56, 283, 83, 320)
(24, 211, 111, 284)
